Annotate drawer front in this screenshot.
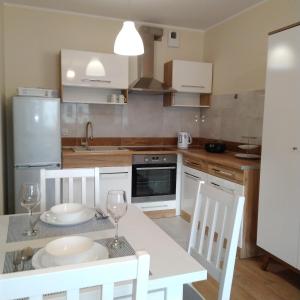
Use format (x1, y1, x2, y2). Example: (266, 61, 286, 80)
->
(208, 163, 243, 184)
(183, 157, 208, 172)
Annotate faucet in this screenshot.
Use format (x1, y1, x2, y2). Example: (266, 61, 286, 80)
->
(82, 121, 93, 149)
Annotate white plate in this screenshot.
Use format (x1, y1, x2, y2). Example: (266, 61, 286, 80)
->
(32, 242, 109, 269)
(235, 153, 260, 160)
(238, 144, 259, 150)
(40, 208, 95, 226)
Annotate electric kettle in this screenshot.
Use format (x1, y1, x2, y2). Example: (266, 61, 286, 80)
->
(177, 132, 192, 149)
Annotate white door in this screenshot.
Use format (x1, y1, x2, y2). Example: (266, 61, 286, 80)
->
(99, 167, 132, 212)
(181, 166, 207, 215)
(258, 25, 300, 269)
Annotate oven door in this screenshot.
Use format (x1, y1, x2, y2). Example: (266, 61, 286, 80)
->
(132, 164, 177, 203)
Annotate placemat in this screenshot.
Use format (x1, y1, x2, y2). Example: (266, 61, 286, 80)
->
(3, 237, 135, 274)
(7, 214, 114, 243)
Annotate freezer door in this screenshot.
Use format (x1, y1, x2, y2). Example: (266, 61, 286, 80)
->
(14, 165, 60, 213)
(13, 97, 61, 166)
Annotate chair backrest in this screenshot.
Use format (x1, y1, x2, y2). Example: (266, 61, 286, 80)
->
(188, 181, 245, 300)
(0, 251, 150, 300)
(40, 168, 100, 212)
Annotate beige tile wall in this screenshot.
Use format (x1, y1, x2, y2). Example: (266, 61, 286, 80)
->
(61, 94, 202, 138)
(200, 90, 264, 144)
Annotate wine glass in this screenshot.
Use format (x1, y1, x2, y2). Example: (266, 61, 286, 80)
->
(20, 183, 41, 236)
(106, 190, 128, 249)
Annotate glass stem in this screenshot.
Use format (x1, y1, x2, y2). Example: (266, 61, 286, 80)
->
(114, 220, 119, 241)
(29, 209, 33, 232)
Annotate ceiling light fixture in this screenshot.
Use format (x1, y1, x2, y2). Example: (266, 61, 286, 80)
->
(114, 21, 144, 56)
(113, 0, 144, 56)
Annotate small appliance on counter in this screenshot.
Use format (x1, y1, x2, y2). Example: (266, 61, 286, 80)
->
(177, 132, 192, 149)
(205, 143, 226, 153)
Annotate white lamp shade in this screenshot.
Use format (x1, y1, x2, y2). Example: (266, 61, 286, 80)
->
(86, 58, 106, 76)
(114, 21, 144, 56)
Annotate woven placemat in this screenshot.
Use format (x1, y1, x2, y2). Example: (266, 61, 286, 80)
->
(7, 213, 114, 243)
(3, 236, 135, 274)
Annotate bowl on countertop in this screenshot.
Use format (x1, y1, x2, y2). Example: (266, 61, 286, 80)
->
(204, 143, 226, 153)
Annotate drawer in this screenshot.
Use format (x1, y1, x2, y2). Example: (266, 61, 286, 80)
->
(183, 157, 207, 172)
(207, 163, 243, 184)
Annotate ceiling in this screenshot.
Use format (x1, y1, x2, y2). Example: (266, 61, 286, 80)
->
(3, 0, 265, 30)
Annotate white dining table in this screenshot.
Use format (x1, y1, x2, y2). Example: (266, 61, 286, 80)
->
(0, 205, 207, 299)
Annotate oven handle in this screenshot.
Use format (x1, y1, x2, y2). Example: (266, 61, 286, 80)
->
(135, 166, 177, 171)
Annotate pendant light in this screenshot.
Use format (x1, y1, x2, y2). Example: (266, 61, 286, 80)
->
(114, 0, 144, 56)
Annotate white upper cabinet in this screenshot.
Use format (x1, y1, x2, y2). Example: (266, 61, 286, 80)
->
(166, 60, 212, 93)
(61, 49, 128, 89)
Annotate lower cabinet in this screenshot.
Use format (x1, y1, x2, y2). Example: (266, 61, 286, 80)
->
(181, 165, 207, 217)
(180, 156, 259, 259)
(62, 166, 132, 209)
(99, 167, 132, 210)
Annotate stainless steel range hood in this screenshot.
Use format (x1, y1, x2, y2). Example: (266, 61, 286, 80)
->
(129, 26, 176, 95)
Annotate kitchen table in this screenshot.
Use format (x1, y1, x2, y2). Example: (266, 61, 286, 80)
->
(0, 205, 207, 299)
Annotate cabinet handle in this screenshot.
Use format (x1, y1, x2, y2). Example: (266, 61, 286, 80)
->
(212, 168, 233, 177)
(141, 205, 169, 209)
(209, 182, 234, 194)
(81, 78, 112, 83)
(184, 172, 201, 180)
(181, 84, 205, 88)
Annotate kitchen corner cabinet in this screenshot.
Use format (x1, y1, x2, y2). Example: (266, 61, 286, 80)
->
(181, 155, 260, 259)
(163, 60, 212, 108)
(61, 49, 128, 104)
(258, 24, 300, 270)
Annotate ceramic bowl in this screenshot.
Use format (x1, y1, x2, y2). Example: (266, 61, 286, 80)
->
(50, 203, 85, 222)
(45, 236, 94, 266)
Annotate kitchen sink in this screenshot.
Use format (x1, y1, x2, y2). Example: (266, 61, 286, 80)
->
(72, 146, 129, 153)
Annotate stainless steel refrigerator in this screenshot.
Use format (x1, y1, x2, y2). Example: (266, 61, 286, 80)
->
(13, 96, 61, 213)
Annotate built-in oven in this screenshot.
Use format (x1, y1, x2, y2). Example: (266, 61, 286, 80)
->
(131, 154, 177, 203)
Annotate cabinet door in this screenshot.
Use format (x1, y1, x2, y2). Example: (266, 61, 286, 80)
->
(61, 49, 128, 89)
(172, 60, 212, 93)
(258, 26, 300, 269)
(99, 167, 132, 211)
(181, 166, 206, 215)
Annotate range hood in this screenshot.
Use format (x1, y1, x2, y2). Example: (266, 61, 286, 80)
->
(129, 26, 176, 95)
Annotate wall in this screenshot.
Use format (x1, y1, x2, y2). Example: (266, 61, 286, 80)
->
(62, 96, 201, 138)
(204, 0, 300, 95)
(200, 90, 264, 144)
(3, 4, 204, 140)
(0, 3, 5, 214)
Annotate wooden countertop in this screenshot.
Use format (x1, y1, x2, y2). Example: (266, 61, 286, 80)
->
(62, 147, 260, 170)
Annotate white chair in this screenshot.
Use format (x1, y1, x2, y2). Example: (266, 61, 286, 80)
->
(0, 251, 150, 300)
(40, 168, 100, 212)
(184, 181, 245, 300)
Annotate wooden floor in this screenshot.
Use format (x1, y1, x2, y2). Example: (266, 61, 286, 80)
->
(193, 256, 300, 300)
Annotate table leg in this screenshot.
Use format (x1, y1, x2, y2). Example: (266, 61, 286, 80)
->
(165, 284, 183, 300)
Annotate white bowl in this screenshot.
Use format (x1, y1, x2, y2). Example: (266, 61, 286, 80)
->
(238, 144, 259, 150)
(45, 236, 94, 265)
(50, 203, 85, 222)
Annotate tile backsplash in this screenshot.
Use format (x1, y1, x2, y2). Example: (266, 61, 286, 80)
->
(61, 94, 201, 138)
(199, 90, 265, 144)
(61, 90, 264, 144)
